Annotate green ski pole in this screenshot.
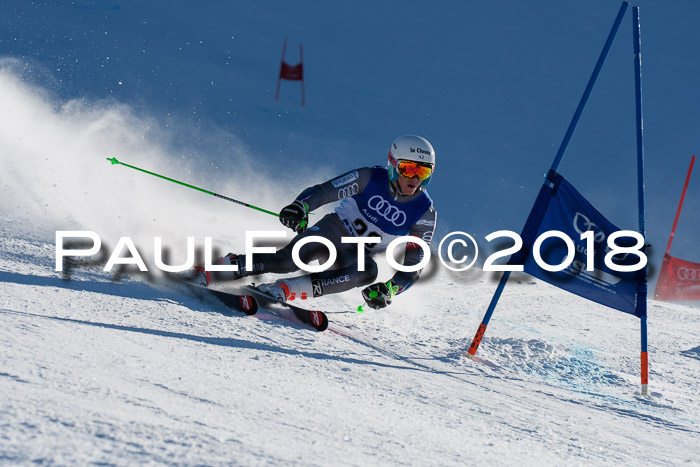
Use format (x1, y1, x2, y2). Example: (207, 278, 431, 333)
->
(106, 157, 306, 228)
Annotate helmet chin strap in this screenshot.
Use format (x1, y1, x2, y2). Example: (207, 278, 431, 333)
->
(391, 180, 406, 196)
(391, 179, 419, 196)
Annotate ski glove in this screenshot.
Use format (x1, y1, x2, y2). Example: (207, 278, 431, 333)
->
(279, 200, 309, 233)
(361, 281, 399, 310)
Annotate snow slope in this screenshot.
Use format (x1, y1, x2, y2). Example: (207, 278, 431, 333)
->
(2, 208, 700, 464)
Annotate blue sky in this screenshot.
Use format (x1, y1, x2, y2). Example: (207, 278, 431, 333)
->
(1, 0, 698, 278)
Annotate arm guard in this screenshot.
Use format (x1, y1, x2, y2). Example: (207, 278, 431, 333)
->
(294, 168, 374, 212)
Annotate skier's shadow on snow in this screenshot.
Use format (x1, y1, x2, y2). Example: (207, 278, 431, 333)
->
(0, 271, 470, 375)
(0, 270, 170, 301)
(0, 270, 432, 372)
(0, 269, 253, 322)
(1, 308, 430, 373)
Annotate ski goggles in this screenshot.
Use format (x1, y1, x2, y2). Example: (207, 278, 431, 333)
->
(396, 160, 434, 181)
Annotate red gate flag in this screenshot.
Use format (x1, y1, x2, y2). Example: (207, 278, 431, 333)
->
(280, 62, 303, 81)
(654, 155, 697, 302)
(275, 38, 305, 106)
(655, 254, 700, 301)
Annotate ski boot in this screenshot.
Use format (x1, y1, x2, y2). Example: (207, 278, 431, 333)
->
(191, 253, 244, 287)
(258, 275, 314, 302)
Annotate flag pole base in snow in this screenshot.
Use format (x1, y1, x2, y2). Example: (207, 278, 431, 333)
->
(467, 323, 488, 358)
(641, 350, 649, 396)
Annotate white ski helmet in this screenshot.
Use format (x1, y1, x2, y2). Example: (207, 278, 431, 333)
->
(387, 135, 436, 186)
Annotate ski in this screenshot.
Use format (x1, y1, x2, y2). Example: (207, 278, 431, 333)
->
(245, 285, 329, 332)
(185, 282, 259, 315)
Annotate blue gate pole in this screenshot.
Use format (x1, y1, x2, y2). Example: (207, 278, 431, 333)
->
(466, 271, 511, 358)
(466, 2, 630, 358)
(633, 6, 649, 396)
(551, 1, 629, 173)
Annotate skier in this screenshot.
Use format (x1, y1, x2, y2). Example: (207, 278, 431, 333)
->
(193, 135, 437, 310)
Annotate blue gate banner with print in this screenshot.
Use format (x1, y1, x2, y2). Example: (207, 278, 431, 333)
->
(509, 170, 641, 316)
